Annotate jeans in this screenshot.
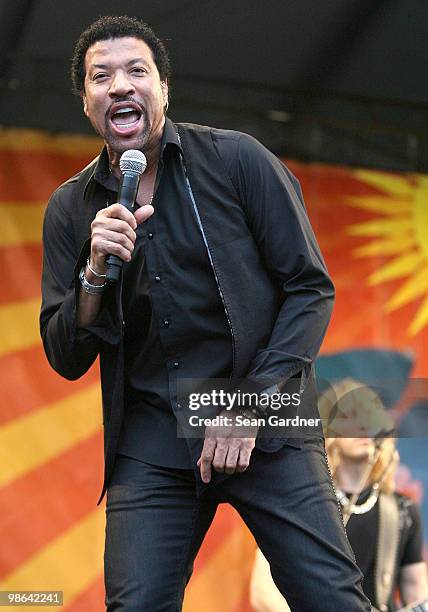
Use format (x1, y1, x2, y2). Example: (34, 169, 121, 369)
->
(105, 439, 371, 611)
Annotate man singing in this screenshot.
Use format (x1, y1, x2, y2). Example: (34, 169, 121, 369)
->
(40, 15, 370, 611)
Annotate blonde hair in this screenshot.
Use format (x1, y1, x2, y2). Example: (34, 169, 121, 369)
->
(320, 379, 398, 495)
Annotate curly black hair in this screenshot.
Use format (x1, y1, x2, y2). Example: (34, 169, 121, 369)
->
(71, 15, 171, 96)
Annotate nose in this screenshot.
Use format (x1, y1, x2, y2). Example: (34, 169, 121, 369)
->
(108, 70, 135, 97)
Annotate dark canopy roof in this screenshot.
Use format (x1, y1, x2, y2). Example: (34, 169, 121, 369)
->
(0, 0, 427, 171)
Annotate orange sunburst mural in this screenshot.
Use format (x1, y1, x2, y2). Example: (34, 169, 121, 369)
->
(0, 129, 107, 610)
(0, 129, 426, 611)
(347, 171, 428, 337)
(287, 160, 428, 377)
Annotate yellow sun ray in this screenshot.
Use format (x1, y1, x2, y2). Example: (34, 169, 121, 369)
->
(353, 235, 415, 258)
(0, 127, 101, 156)
(414, 177, 428, 260)
(0, 508, 104, 610)
(345, 196, 412, 217)
(0, 384, 102, 487)
(368, 252, 420, 285)
(347, 218, 413, 238)
(409, 294, 428, 336)
(386, 266, 428, 312)
(353, 169, 413, 198)
(0, 203, 45, 246)
(0, 298, 41, 356)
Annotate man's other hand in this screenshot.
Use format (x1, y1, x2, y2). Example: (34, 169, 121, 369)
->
(197, 410, 257, 483)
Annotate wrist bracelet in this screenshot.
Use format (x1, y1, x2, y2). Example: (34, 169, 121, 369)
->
(235, 405, 260, 420)
(79, 268, 106, 295)
(86, 257, 106, 278)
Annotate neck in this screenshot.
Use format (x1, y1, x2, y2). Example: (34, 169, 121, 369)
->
(107, 116, 165, 180)
(108, 142, 161, 181)
(335, 457, 373, 494)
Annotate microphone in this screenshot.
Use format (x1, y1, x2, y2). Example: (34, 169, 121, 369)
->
(106, 149, 147, 283)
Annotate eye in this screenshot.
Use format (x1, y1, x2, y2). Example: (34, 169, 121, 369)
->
(93, 72, 109, 82)
(130, 67, 146, 75)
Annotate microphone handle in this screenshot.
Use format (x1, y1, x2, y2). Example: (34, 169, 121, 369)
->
(106, 171, 141, 283)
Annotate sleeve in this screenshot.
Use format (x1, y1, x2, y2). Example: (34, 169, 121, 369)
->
(400, 500, 424, 566)
(223, 132, 335, 391)
(39, 184, 122, 380)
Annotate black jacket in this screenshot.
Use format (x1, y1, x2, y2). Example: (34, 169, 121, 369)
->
(40, 120, 335, 500)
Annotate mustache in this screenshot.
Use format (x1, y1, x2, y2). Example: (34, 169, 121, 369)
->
(105, 96, 145, 119)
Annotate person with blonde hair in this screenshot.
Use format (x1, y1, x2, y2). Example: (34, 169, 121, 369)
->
(250, 379, 428, 612)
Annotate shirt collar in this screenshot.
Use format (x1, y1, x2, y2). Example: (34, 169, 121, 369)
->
(83, 117, 183, 198)
(162, 116, 183, 154)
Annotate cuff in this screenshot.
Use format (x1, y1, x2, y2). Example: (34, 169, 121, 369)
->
(72, 238, 122, 345)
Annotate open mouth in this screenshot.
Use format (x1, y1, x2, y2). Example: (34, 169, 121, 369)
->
(109, 104, 143, 134)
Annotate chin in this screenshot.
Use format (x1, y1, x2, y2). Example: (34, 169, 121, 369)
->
(339, 438, 374, 460)
(107, 137, 143, 155)
(104, 124, 151, 156)
(350, 449, 372, 460)
(348, 444, 374, 461)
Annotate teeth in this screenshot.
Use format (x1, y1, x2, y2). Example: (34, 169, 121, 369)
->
(117, 121, 138, 127)
(114, 107, 135, 114)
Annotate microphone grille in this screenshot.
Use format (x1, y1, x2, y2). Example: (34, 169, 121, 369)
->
(119, 150, 147, 175)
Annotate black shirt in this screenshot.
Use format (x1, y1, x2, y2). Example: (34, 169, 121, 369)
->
(93, 119, 233, 467)
(41, 118, 335, 497)
(345, 491, 423, 610)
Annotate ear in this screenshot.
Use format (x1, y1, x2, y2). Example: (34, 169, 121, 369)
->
(82, 94, 88, 117)
(161, 80, 169, 106)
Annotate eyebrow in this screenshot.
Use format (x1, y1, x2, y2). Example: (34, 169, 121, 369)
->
(90, 58, 149, 70)
(127, 58, 148, 67)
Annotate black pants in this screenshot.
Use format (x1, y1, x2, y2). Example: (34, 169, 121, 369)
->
(105, 439, 371, 611)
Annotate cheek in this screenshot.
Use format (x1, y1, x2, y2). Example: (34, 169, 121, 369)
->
(144, 84, 166, 108)
(86, 98, 105, 121)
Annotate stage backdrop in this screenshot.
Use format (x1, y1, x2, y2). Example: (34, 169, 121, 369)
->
(0, 128, 426, 611)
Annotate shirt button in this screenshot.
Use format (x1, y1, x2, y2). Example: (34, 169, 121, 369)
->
(173, 361, 180, 369)
(163, 319, 170, 327)
(155, 275, 161, 282)
(177, 403, 182, 409)
(148, 232, 154, 239)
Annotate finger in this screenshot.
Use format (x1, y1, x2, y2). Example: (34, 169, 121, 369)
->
(212, 442, 228, 473)
(236, 447, 253, 472)
(91, 231, 135, 262)
(98, 203, 138, 229)
(92, 239, 133, 264)
(199, 439, 216, 484)
(92, 226, 136, 252)
(224, 445, 240, 475)
(91, 215, 137, 268)
(92, 217, 137, 244)
(134, 204, 155, 225)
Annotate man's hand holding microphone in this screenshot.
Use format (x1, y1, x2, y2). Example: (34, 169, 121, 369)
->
(78, 150, 154, 327)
